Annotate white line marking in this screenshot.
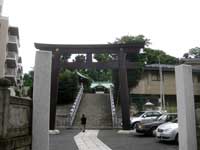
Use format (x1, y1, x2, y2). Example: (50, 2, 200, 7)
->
(74, 130, 112, 150)
(117, 130, 135, 134)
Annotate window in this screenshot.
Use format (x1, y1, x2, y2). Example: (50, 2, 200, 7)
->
(197, 75, 200, 83)
(151, 71, 160, 81)
(146, 112, 153, 117)
(166, 114, 177, 121)
(153, 112, 161, 117)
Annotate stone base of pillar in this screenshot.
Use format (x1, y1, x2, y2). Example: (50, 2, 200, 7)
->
(49, 129, 60, 135)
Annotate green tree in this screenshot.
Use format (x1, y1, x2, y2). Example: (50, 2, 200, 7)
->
(23, 70, 34, 86)
(111, 35, 178, 103)
(93, 53, 112, 81)
(111, 35, 148, 89)
(23, 70, 34, 98)
(74, 54, 112, 82)
(189, 47, 200, 58)
(183, 47, 200, 58)
(143, 48, 178, 64)
(74, 55, 86, 63)
(94, 53, 112, 62)
(57, 69, 78, 104)
(113, 35, 151, 46)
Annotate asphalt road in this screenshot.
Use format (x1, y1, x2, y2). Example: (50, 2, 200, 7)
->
(50, 129, 178, 150)
(98, 130, 178, 150)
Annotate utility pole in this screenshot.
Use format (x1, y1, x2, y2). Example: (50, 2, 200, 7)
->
(158, 57, 165, 110)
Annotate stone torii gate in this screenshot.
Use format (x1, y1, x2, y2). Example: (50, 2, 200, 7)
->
(34, 42, 144, 130)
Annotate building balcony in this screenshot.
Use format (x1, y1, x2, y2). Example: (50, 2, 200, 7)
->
(8, 35, 20, 46)
(9, 26, 19, 38)
(5, 68, 17, 84)
(7, 42, 18, 52)
(6, 51, 18, 68)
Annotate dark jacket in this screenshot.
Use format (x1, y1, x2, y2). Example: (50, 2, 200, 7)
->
(81, 116, 87, 125)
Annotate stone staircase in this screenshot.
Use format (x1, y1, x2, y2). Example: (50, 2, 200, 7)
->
(55, 104, 72, 128)
(73, 93, 112, 129)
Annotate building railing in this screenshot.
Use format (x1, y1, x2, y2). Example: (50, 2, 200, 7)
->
(68, 84, 84, 127)
(6, 51, 18, 60)
(8, 35, 20, 46)
(109, 86, 118, 128)
(5, 68, 17, 77)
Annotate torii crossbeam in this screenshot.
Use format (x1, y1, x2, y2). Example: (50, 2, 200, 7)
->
(34, 42, 144, 130)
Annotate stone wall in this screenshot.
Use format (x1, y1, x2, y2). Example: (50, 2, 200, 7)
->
(0, 87, 32, 150)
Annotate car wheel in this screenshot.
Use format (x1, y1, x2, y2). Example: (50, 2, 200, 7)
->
(131, 123, 135, 129)
(132, 122, 139, 129)
(175, 134, 178, 144)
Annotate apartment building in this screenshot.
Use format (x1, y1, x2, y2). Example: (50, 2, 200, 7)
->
(0, 4, 23, 95)
(130, 64, 200, 112)
(0, 0, 3, 15)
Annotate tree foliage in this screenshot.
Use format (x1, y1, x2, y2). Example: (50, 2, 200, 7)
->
(75, 54, 112, 82)
(111, 35, 178, 101)
(143, 48, 178, 64)
(111, 35, 148, 89)
(94, 53, 112, 62)
(113, 35, 151, 46)
(183, 47, 200, 58)
(23, 71, 34, 87)
(189, 47, 200, 58)
(74, 55, 86, 63)
(57, 69, 78, 104)
(23, 71, 34, 98)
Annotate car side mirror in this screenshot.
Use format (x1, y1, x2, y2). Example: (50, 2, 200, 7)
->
(143, 115, 146, 118)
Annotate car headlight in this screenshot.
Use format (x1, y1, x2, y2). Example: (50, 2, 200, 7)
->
(163, 128, 173, 133)
(138, 124, 143, 129)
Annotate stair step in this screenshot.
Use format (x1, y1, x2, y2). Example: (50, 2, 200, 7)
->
(73, 93, 112, 128)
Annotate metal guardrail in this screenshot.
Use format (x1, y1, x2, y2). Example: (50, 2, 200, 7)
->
(68, 84, 84, 127)
(109, 86, 118, 128)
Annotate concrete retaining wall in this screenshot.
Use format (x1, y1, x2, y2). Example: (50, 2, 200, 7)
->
(0, 87, 32, 150)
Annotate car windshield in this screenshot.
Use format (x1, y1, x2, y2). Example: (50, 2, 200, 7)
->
(133, 111, 145, 117)
(157, 114, 167, 121)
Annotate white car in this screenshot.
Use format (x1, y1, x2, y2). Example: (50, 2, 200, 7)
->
(130, 111, 162, 129)
(155, 119, 178, 142)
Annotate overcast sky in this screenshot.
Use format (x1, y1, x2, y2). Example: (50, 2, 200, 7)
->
(2, 0, 200, 73)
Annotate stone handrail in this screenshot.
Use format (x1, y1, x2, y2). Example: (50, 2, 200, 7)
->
(109, 86, 117, 128)
(68, 84, 84, 126)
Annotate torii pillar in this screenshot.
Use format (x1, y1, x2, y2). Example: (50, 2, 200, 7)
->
(119, 48, 130, 130)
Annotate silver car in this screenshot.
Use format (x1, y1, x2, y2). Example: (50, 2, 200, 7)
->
(130, 111, 162, 129)
(155, 118, 178, 142)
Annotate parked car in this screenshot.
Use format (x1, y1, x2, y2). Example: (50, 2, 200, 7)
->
(136, 113, 177, 135)
(155, 118, 178, 143)
(130, 111, 162, 129)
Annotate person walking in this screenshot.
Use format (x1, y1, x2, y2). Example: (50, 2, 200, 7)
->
(81, 114, 87, 132)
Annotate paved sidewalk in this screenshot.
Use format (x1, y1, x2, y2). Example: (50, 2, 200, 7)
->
(50, 129, 178, 150)
(50, 130, 79, 150)
(74, 130, 111, 150)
